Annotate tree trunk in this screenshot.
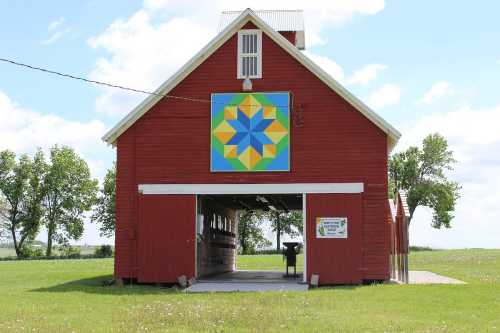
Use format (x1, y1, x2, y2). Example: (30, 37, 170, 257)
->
(10, 225, 21, 257)
(46, 223, 54, 257)
(409, 204, 416, 224)
(275, 213, 281, 252)
(241, 228, 247, 254)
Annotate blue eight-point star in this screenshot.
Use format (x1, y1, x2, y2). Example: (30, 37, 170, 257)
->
(226, 108, 274, 155)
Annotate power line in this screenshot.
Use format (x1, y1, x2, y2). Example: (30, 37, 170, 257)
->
(0, 57, 211, 104)
(0, 57, 293, 109)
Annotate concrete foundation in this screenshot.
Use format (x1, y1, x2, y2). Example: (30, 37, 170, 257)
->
(187, 270, 307, 292)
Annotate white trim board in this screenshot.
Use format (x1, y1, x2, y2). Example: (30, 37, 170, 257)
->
(302, 193, 307, 283)
(194, 195, 198, 278)
(102, 8, 401, 151)
(138, 183, 364, 195)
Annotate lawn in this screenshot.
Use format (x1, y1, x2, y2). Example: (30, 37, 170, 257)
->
(0, 250, 499, 332)
(237, 253, 304, 271)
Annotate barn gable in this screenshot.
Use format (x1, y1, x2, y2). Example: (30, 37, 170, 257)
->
(102, 8, 401, 151)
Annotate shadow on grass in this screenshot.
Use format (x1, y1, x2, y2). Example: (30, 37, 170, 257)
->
(31, 275, 179, 295)
(31, 274, 373, 295)
(308, 285, 364, 292)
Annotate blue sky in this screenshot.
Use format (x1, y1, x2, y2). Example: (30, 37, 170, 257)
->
(1, 1, 499, 248)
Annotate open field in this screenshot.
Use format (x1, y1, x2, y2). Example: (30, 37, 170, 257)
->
(0, 250, 499, 332)
(0, 247, 15, 257)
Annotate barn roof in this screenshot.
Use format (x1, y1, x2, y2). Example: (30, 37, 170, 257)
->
(219, 9, 304, 33)
(102, 8, 401, 151)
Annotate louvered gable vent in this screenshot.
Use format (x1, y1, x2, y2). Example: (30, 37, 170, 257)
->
(237, 29, 262, 79)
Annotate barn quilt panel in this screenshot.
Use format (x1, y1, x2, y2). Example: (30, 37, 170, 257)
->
(211, 92, 290, 172)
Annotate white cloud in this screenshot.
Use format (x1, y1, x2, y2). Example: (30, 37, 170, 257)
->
(0, 90, 108, 178)
(398, 104, 500, 149)
(303, 51, 344, 82)
(0, 91, 115, 246)
(420, 81, 453, 104)
(346, 64, 387, 85)
(41, 29, 70, 45)
(42, 17, 70, 45)
(48, 17, 65, 31)
(88, 10, 215, 115)
(367, 83, 401, 109)
(88, 0, 386, 115)
(397, 103, 500, 248)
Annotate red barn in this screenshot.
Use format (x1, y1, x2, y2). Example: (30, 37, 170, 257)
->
(103, 9, 401, 285)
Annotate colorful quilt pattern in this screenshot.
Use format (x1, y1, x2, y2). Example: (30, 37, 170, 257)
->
(211, 92, 290, 172)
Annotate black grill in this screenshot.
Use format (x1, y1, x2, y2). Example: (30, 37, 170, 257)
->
(283, 242, 300, 277)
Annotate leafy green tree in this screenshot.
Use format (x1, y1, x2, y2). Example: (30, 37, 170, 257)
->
(42, 146, 98, 256)
(267, 210, 303, 252)
(94, 244, 113, 258)
(389, 133, 460, 228)
(0, 150, 45, 257)
(91, 163, 116, 237)
(237, 210, 271, 254)
(0, 197, 8, 242)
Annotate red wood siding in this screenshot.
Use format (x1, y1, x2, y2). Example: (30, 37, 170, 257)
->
(306, 194, 363, 284)
(115, 128, 137, 278)
(137, 194, 196, 283)
(362, 183, 390, 280)
(278, 31, 296, 45)
(115, 22, 389, 282)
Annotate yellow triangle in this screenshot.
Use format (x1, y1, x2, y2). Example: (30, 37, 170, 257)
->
(238, 146, 262, 170)
(263, 144, 276, 158)
(224, 145, 238, 158)
(238, 95, 261, 119)
(264, 120, 288, 144)
(224, 106, 237, 120)
(213, 121, 236, 144)
(238, 147, 252, 169)
(249, 146, 262, 169)
(263, 106, 277, 119)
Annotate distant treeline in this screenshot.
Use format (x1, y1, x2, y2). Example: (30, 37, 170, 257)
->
(409, 246, 436, 252)
(0, 244, 113, 261)
(0, 240, 46, 248)
(243, 246, 436, 255)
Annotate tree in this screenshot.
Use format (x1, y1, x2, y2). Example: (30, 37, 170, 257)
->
(0, 197, 8, 242)
(94, 244, 113, 258)
(42, 146, 98, 256)
(237, 210, 270, 254)
(91, 163, 116, 237)
(389, 133, 460, 228)
(267, 210, 303, 252)
(0, 150, 45, 257)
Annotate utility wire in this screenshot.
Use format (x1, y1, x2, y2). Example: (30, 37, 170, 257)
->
(0, 57, 294, 108)
(0, 57, 210, 104)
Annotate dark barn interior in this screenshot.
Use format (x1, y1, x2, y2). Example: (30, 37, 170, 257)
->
(195, 194, 303, 278)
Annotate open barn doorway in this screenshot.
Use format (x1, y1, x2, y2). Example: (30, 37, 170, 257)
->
(195, 194, 305, 284)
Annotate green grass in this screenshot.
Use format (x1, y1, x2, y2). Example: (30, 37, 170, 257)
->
(237, 253, 304, 271)
(0, 250, 499, 332)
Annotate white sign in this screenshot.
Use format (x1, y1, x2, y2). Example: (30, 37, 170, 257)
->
(316, 217, 348, 238)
